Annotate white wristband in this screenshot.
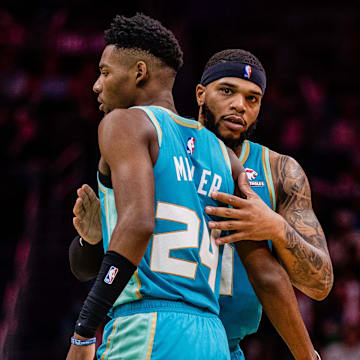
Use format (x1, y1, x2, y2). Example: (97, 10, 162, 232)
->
(71, 336, 96, 346)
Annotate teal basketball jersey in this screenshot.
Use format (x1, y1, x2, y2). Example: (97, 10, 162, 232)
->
(98, 106, 234, 317)
(219, 140, 276, 351)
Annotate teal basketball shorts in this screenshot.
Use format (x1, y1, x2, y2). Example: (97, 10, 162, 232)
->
(97, 299, 230, 360)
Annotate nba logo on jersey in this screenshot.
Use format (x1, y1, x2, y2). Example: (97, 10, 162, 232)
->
(104, 266, 118, 284)
(244, 65, 252, 79)
(186, 137, 195, 155)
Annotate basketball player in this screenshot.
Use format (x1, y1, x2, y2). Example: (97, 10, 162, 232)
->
(67, 13, 233, 360)
(67, 15, 319, 360)
(198, 49, 333, 359)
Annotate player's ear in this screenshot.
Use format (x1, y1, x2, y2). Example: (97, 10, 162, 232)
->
(196, 84, 206, 106)
(135, 61, 148, 86)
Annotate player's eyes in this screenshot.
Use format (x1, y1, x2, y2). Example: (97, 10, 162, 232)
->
(219, 88, 233, 95)
(247, 96, 258, 103)
(99, 69, 109, 76)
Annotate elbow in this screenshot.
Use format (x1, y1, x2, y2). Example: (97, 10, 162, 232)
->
(308, 267, 334, 301)
(69, 253, 98, 282)
(143, 219, 155, 238)
(116, 216, 155, 242)
(311, 290, 330, 302)
(131, 218, 155, 240)
(134, 209, 155, 237)
(124, 208, 155, 238)
(68, 237, 103, 282)
(70, 265, 97, 282)
(294, 261, 334, 301)
(305, 283, 332, 301)
(110, 214, 154, 265)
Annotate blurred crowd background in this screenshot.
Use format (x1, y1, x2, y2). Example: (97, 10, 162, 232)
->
(0, 1, 359, 359)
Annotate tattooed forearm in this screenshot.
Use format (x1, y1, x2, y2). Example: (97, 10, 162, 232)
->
(283, 221, 333, 298)
(285, 225, 323, 271)
(272, 155, 333, 300)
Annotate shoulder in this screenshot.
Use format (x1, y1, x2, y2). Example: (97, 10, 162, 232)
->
(250, 143, 300, 172)
(268, 149, 308, 183)
(267, 149, 312, 206)
(98, 108, 158, 156)
(98, 108, 158, 167)
(99, 108, 156, 139)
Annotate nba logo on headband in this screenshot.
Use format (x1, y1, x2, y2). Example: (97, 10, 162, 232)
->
(200, 61, 266, 93)
(244, 65, 252, 79)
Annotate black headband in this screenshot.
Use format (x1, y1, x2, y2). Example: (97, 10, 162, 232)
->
(200, 61, 266, 94)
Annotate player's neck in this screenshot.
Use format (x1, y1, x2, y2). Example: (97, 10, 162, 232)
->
(135, 90, 177, 114)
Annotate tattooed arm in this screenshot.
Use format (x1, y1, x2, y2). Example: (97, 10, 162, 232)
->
(206, 151, 333, 301)
(270, 154, 333, 300)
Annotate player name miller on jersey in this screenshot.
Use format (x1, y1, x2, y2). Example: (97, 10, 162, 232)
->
(245, 168, 265, 187)
(173, 156, 222, 197)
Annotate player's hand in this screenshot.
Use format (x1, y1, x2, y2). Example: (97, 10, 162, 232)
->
(73, 184, 102, 245)
(66, 343, 95, 360)
(205, 171, 284, 245)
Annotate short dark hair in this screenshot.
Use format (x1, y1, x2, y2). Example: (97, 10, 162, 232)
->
(104, 13, 183, 71)
(204, 49, 265, 75)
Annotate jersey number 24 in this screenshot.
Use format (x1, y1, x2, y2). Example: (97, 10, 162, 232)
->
(150, 202, 221, 292)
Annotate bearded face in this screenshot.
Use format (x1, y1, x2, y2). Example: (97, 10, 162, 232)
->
(196, 77, 262, 152)
(202, 102, 258, 150)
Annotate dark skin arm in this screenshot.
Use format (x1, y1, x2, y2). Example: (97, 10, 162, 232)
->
(97, 108, 157, 264)
(271, 154, 333, 300)
(68, 105, 159, 276)
(67, 108, 158, 360)
(207, 152, 333, 300)
(227, 148, 316, 360)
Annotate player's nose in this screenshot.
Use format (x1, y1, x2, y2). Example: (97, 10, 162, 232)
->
(231, 95, 246, 113)
(93, 77, 102, 93)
